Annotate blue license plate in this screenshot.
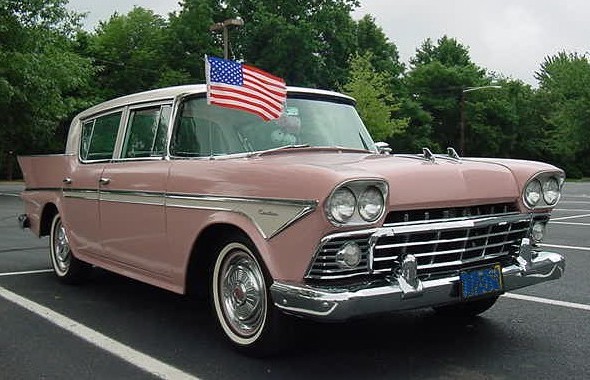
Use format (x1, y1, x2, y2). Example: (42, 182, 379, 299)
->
(460, 265, 503, 299)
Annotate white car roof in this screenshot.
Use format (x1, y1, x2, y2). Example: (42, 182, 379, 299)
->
(74, 84, 355, 120)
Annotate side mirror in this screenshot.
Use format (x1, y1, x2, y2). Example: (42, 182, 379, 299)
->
(375, 142, 392, 155)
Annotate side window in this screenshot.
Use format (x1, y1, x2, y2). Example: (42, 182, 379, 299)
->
(122, 105, 171, 158)
(80, 120, 95, 160)
(80, 112, 122, 161)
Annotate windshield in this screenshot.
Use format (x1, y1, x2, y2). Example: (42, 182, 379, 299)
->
(170, 96, 376, 157)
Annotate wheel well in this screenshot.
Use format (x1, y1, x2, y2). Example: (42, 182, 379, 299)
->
(185, 224, 250, 297)
(40, 203, 58, 237)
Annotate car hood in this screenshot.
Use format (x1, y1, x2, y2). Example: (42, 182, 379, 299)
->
(229, 150, 561, 210)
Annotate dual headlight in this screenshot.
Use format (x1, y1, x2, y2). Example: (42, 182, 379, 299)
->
(523, 174, 564, 208)
(327, 181, 387, 225)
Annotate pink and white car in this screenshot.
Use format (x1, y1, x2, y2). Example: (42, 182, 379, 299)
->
(18, 85, 565, 355)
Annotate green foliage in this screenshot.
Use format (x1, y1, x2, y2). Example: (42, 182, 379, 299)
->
(405, 36, 488, 153)
(534, 52, 590, 176)
(0, 0, 94, 178)
(225, 0, 359, 88)
(78, 7, 190, 99)
(342, 53, 407, 141)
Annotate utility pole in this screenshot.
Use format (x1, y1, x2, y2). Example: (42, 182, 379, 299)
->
(209, 18, 244, 59)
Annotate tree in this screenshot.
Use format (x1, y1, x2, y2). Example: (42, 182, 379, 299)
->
(79, 7, 191, 100)
(342, 53, 406, 141)
(534, 52, 590, 177)
(355, 15, 404, 87)
(225, 0, 359, 89)
(0, 0, 93, 178)
(164, 0, 223, 83)
(405, 36, 487, 153)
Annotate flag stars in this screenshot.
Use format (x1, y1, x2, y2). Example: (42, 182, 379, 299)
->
(210, 58, 243, 85)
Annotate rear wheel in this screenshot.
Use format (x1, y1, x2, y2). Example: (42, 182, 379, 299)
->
(49, 214, 90, 284)
(211, 237, 286, 356)
(434, 296, 499, 318)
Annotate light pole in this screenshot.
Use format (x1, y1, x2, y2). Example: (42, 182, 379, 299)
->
(459, 85, 502, 155)
(210, 18, 244, 59)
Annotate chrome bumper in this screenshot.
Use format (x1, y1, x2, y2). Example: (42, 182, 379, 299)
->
(270, 248, 565, 321)
(17, 214, 30, 229)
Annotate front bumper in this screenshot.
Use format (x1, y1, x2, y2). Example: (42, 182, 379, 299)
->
(270, 248, 564, 320)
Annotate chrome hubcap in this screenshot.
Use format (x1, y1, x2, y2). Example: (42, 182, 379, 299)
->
(219, 249, 266, 338)
(53, 219, 71, 273)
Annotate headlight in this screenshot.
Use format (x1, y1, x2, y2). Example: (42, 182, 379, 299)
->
(358, 186, 385, 222)
(328, 187, 356, 223)
(524, 179, 542, 207)
(542, 177, 560, 205)
(326, 180, 388, 225)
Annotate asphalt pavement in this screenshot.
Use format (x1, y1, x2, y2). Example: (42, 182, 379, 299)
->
(1, 181, 589, 379)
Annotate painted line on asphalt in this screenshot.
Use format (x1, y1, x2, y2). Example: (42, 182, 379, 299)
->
(503, 293, 590, 311)
(540, 243, 590, 252)
(0, 269, 53, 277)
(0, 193, 20, 197)
(0, 286, 200, 380)
(551, 213, 590, 221)
(558, 200, 590, 205)
(554, 208, 590, 212)
(551, 221, 590, 227)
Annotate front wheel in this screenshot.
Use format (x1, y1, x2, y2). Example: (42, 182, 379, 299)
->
(211, 238, 286, 356)
(49, 213, 90, 284)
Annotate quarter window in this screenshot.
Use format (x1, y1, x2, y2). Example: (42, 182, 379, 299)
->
(80, 112, 122, 161)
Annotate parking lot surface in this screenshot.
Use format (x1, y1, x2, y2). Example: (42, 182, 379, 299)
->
(1, 181, 589, 379)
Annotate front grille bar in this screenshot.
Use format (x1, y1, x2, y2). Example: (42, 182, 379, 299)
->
(306, 211, 549, 281)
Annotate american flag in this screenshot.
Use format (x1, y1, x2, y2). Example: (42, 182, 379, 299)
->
(205, 56, 287, 121)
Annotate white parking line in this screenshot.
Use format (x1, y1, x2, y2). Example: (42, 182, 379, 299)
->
(552, 222, 590, 227)
(559, 201, 590, 204)
(0, 286, 200, 380)
(0, 269, 53, 277)
(554, 208, 590, 212)
(503, 293, 590, 311)
(0, 193, 19, 197)
(551, 213, 590, 221)
(540, 243, 590, 252)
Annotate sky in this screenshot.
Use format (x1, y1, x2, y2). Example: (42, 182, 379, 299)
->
(66, 0, 590, 86)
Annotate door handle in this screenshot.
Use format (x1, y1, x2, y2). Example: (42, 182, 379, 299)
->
(62, 177, 72, 185)
(99, 177, 111, 185)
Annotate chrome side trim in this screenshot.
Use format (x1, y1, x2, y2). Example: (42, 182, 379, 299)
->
(166, 193, 318, 239)
(63, 189, 99, 201)
(61, 188, 317, 239)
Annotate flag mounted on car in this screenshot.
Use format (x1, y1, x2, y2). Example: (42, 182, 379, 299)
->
(205, 56, 287, 121)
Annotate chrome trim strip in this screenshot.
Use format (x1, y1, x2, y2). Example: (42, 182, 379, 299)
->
(63, 189, 99, 201)
(60, 188, 317, 239)
(166, 193, 317, 239)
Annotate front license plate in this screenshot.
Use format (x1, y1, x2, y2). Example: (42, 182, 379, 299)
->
(460, 265, 503, 299)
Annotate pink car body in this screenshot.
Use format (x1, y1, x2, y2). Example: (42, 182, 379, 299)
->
(18, 85, 566, 353)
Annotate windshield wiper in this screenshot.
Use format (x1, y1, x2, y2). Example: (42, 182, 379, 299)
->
(253, 144, 311, 157)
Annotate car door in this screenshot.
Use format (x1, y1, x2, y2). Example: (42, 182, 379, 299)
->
(98, 104, 173, 277)
(62, 110, 123, 258)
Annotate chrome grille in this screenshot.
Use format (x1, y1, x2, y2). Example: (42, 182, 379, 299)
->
(384, 203, 518, 225)
(307, 207, 549, 282)
(306, 233, 372, 280)
(372, 216, 536, 280)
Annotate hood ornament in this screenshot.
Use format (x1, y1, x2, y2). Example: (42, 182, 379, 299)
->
(447, 147, 461, 160)
(422, 148, 436, 163)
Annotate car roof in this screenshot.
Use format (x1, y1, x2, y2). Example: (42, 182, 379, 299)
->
(75, 84, 355, 120)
